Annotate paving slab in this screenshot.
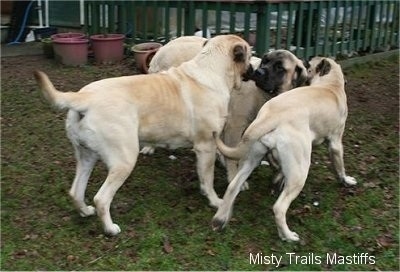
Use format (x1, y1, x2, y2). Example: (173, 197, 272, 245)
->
(1, 41, 43, 57)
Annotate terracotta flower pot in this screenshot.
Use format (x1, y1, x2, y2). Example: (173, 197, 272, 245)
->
(51, 32, 86, 40)
(90, 34, 125, 64)
(52, 37, 89, 66)
(131, 42, 163, 73)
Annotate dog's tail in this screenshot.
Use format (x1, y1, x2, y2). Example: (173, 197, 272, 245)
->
(34, 70, 91, 111)
(213, 112, 279, 160)
(213, 132, 257, 161)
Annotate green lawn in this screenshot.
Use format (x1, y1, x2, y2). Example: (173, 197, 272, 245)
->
(1, 53, 398, 271)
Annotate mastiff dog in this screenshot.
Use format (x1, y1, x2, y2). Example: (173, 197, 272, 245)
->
(148, 36, 308, 184)
(34, 35, 251, 236)
(148, 36, 208, 73)
(212, 57, 357, 242)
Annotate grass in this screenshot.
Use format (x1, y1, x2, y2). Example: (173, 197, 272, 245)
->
(1, 53, 399, 271)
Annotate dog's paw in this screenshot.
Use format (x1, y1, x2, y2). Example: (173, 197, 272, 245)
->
(240, 181, 250, 191)
(211, 217, 227, 231)
(343, 176, 357, 186)
(79, 205, 96, 217)
(139, 146, 155, 155)
(105, 223, 121, 236)
(279, 230, 300, 242)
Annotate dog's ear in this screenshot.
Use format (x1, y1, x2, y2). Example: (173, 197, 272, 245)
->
(292, 65, 308, 87)
(233, 44, 246, 62)
(242, 65, 254, 81)
(316, 59, 331, 76)
(302, 58, 310, 70)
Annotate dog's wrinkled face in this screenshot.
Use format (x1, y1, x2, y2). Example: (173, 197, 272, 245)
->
(251, 50, 308, 95)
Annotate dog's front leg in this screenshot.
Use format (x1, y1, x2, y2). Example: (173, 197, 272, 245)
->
(328, 136, 357, 186)
(222, 117, 250, 190)
(194, 141, 222, 208)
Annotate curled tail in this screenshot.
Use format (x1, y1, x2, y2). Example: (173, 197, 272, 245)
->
(213, 131, 255, 161)
(213, 112, 279, 160)
(34, 70, 90, 111)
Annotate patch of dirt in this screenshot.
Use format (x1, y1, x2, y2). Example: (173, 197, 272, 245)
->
(344, 59, 399, 118)
(1, 54, 139, 91)
(1, 53, 398, 116)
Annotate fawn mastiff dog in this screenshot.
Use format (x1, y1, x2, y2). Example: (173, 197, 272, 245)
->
(34, 35, 251, 236)
(148, 36, 208, 73)
(212, 57, 357, 242)
(148, 36, 308, 184)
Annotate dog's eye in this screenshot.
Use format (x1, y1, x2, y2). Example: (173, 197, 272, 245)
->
(262, 58, 270, 65)
(274, 62, 285, 72)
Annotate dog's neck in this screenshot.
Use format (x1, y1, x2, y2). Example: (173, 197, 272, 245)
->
(182, 57, 237, 95)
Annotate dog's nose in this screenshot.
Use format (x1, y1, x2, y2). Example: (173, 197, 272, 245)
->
(254, 68, 265, 78)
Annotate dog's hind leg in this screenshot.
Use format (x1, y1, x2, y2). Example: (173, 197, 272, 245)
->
(69, 145, 98, 217)
(92, 117, 140, 236)
(273, 141, 310, 242)
(212, 141, 267, 230)
(328, 134, 357, 186)
(93, 148, 138, 236)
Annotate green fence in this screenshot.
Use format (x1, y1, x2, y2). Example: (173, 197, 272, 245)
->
(84, 0, 399, 59)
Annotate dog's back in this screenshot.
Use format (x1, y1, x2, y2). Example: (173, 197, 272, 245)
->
(148, 36, 207, 73)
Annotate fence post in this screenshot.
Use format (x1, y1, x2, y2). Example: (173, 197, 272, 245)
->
(184, 1, 195, 36)
(255, 2, 267, 56)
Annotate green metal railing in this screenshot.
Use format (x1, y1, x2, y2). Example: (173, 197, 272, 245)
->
(84, 0, 399, 59)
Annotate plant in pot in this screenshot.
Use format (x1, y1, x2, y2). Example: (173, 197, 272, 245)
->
(90, 33, 126, 64)
(41, 37, 54, 58)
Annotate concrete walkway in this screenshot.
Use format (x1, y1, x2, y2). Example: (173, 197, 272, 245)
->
(1, 41, 43, 57)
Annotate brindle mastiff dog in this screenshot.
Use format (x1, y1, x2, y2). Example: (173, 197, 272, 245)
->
(34, 35, 251, 236)
(212, 57, 357, 242)
(148, 36, 308, 185)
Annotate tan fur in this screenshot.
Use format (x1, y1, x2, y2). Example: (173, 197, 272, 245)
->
(212, 57, 357, 242)
(148, 37, 307, 185)
(148, 36, 207, 73)
(34, 35, 251, 236)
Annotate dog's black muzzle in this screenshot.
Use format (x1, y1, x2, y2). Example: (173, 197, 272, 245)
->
(254, 68, 265, 79)
(251, 68, 279, 95)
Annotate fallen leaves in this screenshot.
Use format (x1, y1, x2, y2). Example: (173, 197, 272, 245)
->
(376, 234, 395, 249)
(162, 235, 173, 254)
